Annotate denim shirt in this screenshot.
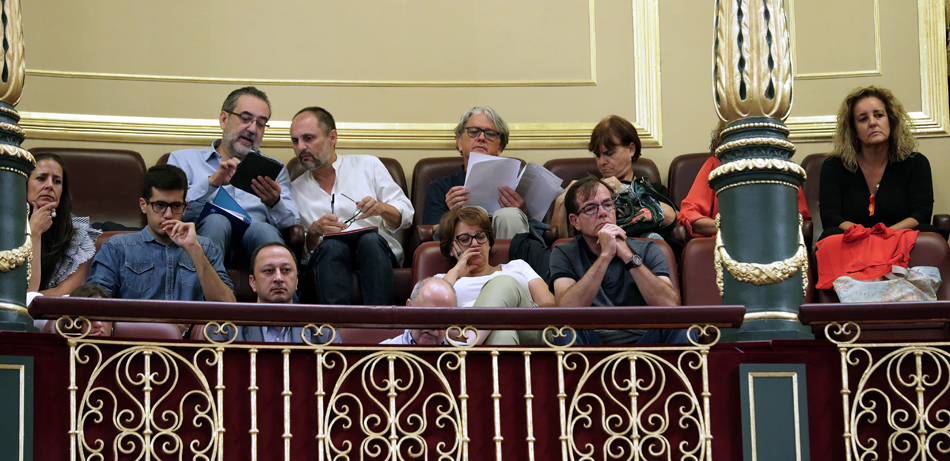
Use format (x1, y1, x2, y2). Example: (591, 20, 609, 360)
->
(87, 227, 233, 300)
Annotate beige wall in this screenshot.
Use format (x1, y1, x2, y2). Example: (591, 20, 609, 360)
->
(16, 0, 950, 213)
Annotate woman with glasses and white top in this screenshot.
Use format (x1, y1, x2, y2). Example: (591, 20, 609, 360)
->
(436, 207, 556, 345)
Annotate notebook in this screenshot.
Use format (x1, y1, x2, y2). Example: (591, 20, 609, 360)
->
(323, 226, 378, 244)
(197, 188, 252, 240)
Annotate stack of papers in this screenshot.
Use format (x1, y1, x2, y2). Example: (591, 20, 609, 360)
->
(463, 152, 564, 219)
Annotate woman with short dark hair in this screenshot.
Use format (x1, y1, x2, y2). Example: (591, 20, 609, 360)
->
(437, 207, 555, 345)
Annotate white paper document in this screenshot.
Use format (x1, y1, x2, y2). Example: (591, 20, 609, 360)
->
(463, 152, 564, 218)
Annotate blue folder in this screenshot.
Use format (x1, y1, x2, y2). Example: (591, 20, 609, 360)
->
(197, 188, 251, 240)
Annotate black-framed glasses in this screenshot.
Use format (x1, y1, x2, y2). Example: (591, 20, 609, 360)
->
(339, 193, 361, 227)
(226, 110, 270, 130)
(463, 126, 500, 142)
(144, 199, 186, 214)
(454, 230, 491, 246)
(577, 200, 617, 216)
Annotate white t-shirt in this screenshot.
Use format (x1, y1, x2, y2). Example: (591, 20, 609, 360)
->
(436, 259, 541, 307)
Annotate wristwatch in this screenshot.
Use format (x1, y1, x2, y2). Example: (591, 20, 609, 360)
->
(623, 253, 643, 271)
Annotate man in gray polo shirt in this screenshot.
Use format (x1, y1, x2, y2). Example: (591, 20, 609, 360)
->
(549, 177, 687, 344)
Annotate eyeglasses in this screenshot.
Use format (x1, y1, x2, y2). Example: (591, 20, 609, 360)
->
(577, 200, 617, 216)
(226, 111, 270, 130)
(144, 199, 186, 214)
(454, 230, 491, 246)
(463, 126, 501, 142)
(338, 193, 361, 228)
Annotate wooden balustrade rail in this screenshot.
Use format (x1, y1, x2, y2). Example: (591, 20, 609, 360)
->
(29, 297, 747, 329)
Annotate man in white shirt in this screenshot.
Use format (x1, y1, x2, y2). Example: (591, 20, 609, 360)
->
(289, 107, 413, 305)
(381, 278, 457, 345)
(209, 242, 336, 343)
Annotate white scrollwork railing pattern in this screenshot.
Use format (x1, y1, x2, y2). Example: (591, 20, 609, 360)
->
(561, 350, 710, 461)
(322, 350, 466, 460)
(827, 322, 950, 461)
(62, 321, 719, 460)
(72, 342, 219, 460)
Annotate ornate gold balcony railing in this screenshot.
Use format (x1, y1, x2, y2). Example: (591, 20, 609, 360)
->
(801, 302, 950, 461)
(31, 297, 744, 461)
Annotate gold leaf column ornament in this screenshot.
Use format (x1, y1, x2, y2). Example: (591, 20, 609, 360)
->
(709, 0, 811, 341)
(0, 0, 25, 106)
(0, 0, 31, 329)
(714, 0, 793, 122)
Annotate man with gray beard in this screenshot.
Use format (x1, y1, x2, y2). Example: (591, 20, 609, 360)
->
(289, 106, 413, 305)
(168, 86, 298, 264)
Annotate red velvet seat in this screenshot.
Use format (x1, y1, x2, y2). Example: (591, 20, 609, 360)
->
(680, 237, 816, 306)
(409, 157, 467, 248)
(30, 147, 148, 228)
(410, 157, 465, 227)
(112, 322, 183, 340)
(667, 153, 710, 207)
(680, 238, 720, 306)
(665, 152, 712, 244)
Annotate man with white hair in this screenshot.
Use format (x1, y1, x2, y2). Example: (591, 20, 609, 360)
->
(381, 278, 458, 345)
(422, 107, 533, 239)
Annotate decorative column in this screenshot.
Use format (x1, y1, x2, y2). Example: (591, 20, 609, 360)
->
(0, 0, 34, 332)
(710, 0, 811, 340)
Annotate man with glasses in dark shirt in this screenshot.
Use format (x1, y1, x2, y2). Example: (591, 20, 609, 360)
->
(168, 86, 298, 263)
(422, 107, 533, 239)
(87, 165, 235, 310)
(549, 177, 687, 345)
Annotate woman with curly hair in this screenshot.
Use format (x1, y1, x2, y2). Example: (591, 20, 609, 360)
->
(818, 86, 935, 240)
(27, 153, 100, 295)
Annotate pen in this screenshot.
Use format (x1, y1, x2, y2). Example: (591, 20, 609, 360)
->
(331, 194, 335, 215)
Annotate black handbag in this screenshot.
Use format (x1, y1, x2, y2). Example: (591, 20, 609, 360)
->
(614, 177, 677, 237)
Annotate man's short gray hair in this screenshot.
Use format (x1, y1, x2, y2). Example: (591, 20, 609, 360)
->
(410, 277, 457, 306)
(453, 106, 510, 149)
(221, 86, 272, 115)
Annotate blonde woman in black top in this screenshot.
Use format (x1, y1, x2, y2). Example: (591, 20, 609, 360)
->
(818, 86, 935, 240)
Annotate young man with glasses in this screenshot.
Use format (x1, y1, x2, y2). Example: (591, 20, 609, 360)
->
(421, 107, 535, 239)
(87, 165, 235, 309)
(167, 86, 298, 264)
(549, 177, 686, 345)
(288, 106, 413, 305)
